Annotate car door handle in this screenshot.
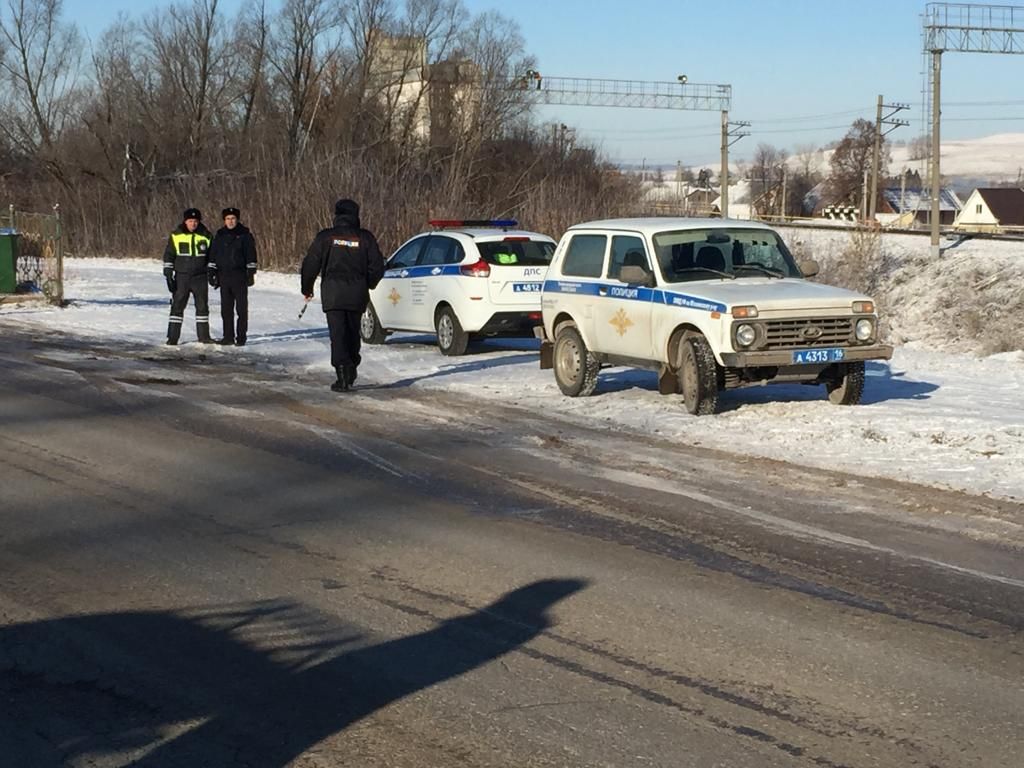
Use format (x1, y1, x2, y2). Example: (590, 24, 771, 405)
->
(598, 286, 608, 296)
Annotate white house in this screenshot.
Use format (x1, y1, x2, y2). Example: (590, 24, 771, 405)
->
(953, 187, 1024, 233)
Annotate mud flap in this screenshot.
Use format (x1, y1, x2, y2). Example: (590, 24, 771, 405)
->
(540, 339, 554, 369)
(657, 364, 678, 395)
(535, 325, 554, 369)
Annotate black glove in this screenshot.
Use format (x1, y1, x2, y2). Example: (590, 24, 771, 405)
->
(208, 271, 219, 289)
(246, 269, 256, 287)
(165, 273, 176, 293)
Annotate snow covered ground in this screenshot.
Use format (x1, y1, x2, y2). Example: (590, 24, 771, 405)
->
(2, 250, 1023, 502)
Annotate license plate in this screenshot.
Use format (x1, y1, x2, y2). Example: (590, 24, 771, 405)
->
(792, 347, 845, 364)
(513, 282, 543, 293)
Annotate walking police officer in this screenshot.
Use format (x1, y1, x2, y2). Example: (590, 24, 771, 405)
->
(300, 198, 385, 391)
(208, 207, 258, 346)
(164, 208, 214, 345)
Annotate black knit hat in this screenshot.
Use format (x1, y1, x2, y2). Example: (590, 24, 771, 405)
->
(183, 208, 202, 221)
(222, 207, 240, 219)
(334, 198, 359, 217)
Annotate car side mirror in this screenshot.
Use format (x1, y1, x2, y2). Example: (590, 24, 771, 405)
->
(619, 265, 655, 287)
(799, 259, 820, 278)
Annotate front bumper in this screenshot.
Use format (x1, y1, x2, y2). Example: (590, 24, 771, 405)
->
(720, 343, 893, 367)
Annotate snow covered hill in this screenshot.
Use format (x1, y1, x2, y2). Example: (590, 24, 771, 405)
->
(2, 232, 1022, 502)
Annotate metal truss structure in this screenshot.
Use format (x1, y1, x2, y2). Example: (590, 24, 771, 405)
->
(922, 3, 1024, 254)
(508, 76, 731, 112)
(924, 2, 1024, 52)
(506, 74, 742, 216)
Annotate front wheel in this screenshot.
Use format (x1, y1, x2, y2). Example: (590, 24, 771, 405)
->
(436, 306, 469, 356)
(676, 335, 719, 415)
(360, 302, 387, 344)
(553, 325, 600, 397)
(826, 361, 865, 405)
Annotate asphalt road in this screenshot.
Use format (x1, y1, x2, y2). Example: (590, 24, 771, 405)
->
(1, 327, 1022, 768)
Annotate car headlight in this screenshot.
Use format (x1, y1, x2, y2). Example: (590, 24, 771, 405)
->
(855, 318, 874, 341)
(736, 323, 757, 347)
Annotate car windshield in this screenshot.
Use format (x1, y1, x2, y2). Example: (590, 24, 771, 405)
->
(477, 240, 554, 267)
(652, 228, 802, 283)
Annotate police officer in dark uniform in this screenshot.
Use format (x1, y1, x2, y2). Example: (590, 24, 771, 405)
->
(163, 208, 214, 345)
(300, 198, 385, 391)
(208, 207, 258, 346)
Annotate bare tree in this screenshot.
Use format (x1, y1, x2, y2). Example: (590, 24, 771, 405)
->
(142, 0, 232, 168)
(267, 0, 341, 161)
(0, 0, 82, 172)
(236, 0, 270, 140)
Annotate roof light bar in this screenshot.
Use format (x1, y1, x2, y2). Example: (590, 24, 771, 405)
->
(428, 219, 519, 230)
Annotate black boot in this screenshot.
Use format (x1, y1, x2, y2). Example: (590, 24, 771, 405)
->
(344, 365, 358, 387)
(330, 366, 349, 392)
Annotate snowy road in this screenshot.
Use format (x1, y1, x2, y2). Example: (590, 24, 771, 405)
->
(2, 323, 1024, 767)
(3, 257, 1023, 503)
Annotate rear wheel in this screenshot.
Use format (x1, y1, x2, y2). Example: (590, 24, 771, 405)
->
(826, 361, 865, 405)
(360, 302, 387, 344)
(553, 325, 600, 397)
(436, 306, 469, 356)
(676, 335, 719, 415)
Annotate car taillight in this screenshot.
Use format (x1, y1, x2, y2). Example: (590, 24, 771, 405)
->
(460, 259, 491, 278)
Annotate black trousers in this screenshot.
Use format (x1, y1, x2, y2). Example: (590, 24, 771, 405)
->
(168, 273, 210, 342)
(326, 310, 362, 369)
(219, 271, 248, 343)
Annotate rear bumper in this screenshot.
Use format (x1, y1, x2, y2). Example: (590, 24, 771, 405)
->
(477, 311, 543, 336)
(720, 344, 893, 367)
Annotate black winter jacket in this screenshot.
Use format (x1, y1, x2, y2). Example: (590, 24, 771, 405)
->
(209, 223, 258, 275)
(300, 206, 385, 312)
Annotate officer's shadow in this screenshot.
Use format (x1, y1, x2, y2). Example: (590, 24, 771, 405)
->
(0, 579, 586, 767)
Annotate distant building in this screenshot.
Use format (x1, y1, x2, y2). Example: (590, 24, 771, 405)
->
(877, 187, 962, 227)
(953, 187, 1024, 232)
(367, 32, 481, 146)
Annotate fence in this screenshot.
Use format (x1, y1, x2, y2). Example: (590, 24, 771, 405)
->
(0, 205, 64, 305)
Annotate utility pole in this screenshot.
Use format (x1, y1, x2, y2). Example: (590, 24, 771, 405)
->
(719, 111, 750, 219)
(900, 169, 907, 227)
(930, 51, 942, 257)
(861, 169, 869, 221)
(869, 94, 910, 224)
(720, 110, 729, 218)
(780, 167, 788, 220)
(870, 96, 883, 224)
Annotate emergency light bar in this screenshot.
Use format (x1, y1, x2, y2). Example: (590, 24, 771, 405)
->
(428, 219, 518, 230)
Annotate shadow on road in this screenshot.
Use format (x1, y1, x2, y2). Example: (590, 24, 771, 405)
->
(0, 579, 586, 767)
(594, 360, 939, 407)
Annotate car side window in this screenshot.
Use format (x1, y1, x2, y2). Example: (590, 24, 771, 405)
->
(418, 236, 455, 267)
(389, 237, 425, 269)
(561, 234, 607, 278)
(448, 241, 465, 264)
(607, 236, 650, 279)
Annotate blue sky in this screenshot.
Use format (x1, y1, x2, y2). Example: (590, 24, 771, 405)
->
(66, 0, 1024, 166)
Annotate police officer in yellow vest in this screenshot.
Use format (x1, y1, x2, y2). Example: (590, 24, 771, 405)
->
(163, 208, 214, 345)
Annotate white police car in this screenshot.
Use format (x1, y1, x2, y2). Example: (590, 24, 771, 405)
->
(540, 218, 893, 414)
(360, 220, 556, 355)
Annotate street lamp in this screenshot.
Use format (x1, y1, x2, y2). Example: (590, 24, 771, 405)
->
(677, 74, 688, 84)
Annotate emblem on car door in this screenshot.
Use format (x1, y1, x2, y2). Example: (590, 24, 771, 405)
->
(609, 308, 634, 337)
(801, 325, 823, 340)
(388, 288, 402, 306)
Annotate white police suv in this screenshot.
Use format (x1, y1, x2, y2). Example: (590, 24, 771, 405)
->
(539, 218, 893, 414)
(360, 220, 556, 355)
